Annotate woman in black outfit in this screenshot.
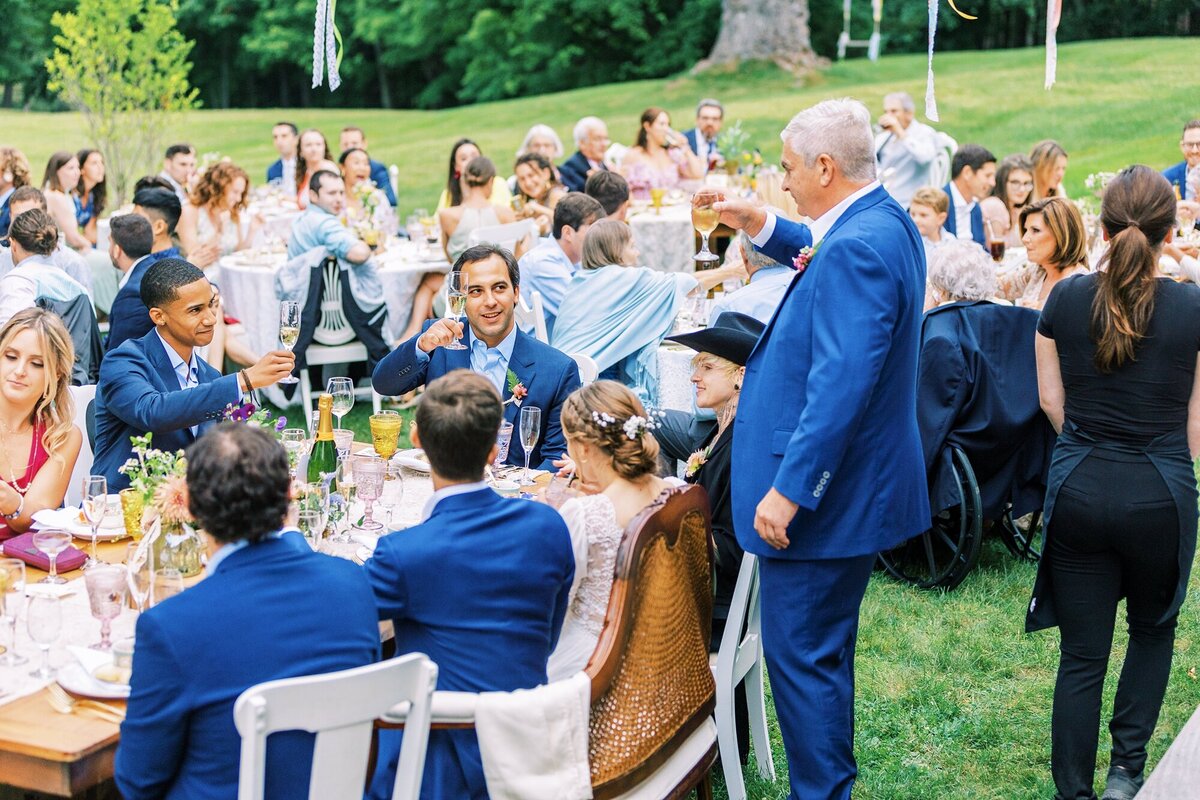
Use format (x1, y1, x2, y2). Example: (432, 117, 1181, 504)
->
(1032, 165, 1200, 800)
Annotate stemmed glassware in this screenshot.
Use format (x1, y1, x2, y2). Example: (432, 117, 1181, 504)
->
(379, 463, 405, 529)
(32, 529, 72, 585)
(27, 595, 61, 679)
(444, 270, 468, 350)
(519, 406, 542, 487)
(692, 200, 721, 264)
(495, 421, 514, 470)
(370, 412, 403, 460)
(85, 564, 127, 651)
(328, 377, 354, 429)
(298, 510, 323, 550)
(277, 301, 301, 384)
(81, 475, 107, 568)
(281, 429, 307, 480)
(125, 542, 152, 614)
(333, 429, 355, 460)
(0, 559, 27, 666)
(153, 568, 184, 604)
(299, 481, 330, 546)
(352, 455, 385, 532)
(330, 457, 355, 544)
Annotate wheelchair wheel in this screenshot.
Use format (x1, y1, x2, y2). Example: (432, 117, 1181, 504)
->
(878, 448, 983, 590)
(998, 507, 1043, 562)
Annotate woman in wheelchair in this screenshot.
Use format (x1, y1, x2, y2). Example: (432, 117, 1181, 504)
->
(1031, 165, 1200, 800)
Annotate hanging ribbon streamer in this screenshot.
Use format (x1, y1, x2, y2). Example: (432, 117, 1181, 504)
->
(924, 0, 940, 121)
(1044, 0, 1062, 89)
(312, 0, 343, 92)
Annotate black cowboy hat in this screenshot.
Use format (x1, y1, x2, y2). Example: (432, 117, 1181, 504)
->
(664, 311, 765, 366)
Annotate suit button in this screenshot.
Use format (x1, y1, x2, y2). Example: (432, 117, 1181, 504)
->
(822, 471, 831, 479)
(812, 490, 820, 498)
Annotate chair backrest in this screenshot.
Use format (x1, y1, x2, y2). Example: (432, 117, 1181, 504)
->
(585, 483, 715, 797)
(929, 131, 958, 188)
(466, 219, 536, 255)
(714, 554, 761, 688)
(313, 258, 357, 347)
(233, 653, 438, 800)
(36, 294, 102, 385)
(388, 165, 399, 201)
(513, 290, 549, 343)
(66, 384, 97, 507)
(570, 353, 599, 384)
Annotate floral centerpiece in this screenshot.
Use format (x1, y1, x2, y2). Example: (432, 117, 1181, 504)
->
(346, 180, 385, 249)
(223, 400, 288, 433)
(119, 434, 203, 577)
(715, 120, 763, 189)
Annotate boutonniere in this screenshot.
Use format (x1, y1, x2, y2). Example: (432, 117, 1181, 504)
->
(505, 369, 528, 406)
(792, 242, 822, 274)
(685, 445, 711, 479)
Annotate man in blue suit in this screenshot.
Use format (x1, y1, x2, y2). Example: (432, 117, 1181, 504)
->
(683, 98, 725, 173)
(115, 422, 380, 800)
(95, 258, 295, 489)
(105, 187, 184, 352)
(559, 116, 612, 193)
(372, 243, 581, 470)
(264, 121, 298, 189)
(365, 369, 575, 799)
(1163, 119, 1200, 205)
(339, 126, 398, 206)
(706, 98, 931, 799)
(943, 143, 996, 248)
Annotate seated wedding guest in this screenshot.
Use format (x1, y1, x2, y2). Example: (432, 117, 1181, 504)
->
(684, 98, 725, 172)
(0, 146, 31, 238)
(115, 422, 378, 800)
(73, 149, 105, 245)
(711, 231, 793, 324)
(94, 258, 295, 488)
(1164, 120, 1200, 210)
(998, 196, 1089, 310)
(1030, 165, 1200, 800)
(874, 91, 939, 208)
(294, 129, 334, 209)
(517, 192, 604, 336)
(364, 369, 574, 799)
(106, 187, 183, 352)
(620, 107, 705, 200)
(339, 147, 394, 234)
(551, 219, 741, 405)
(439, 156, 517, 265)
(560, 116, 612, 193)
(374, 244, 580, 469)
(436, 137, 512, 211)
(1031, 139, 1069, 201)
(338, 125, 397, 206)
(925, 238, 999, 311)
(0, 187, 92, 293)
(546, 380, 673, 681)
(585, 170, 630, 221)
(265, 121, 299, 187)
(908, 186, 952, 263)
(99, 212, 154, 316)
(981, 154, 1036, 248)
(512, 153, 566, 235)
(509, 123, 564, 193)
(0, 308, 82, 542)
(944, 144, 997, 246)
(178, 161, 261, 269)
(133, 174, 175, 195)
(0, 210, 89, 328)
(159, 143, 196, 206)
(41, 151, 91, 253)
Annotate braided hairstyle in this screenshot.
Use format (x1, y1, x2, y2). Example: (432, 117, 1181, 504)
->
(560, 381, 659, 481)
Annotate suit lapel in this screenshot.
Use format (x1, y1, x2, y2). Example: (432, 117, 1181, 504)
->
(145, 331, 197, 442)
(502, 333, 538, 426)
(970, 204, 985, 244)
(942, 183, 958, 236)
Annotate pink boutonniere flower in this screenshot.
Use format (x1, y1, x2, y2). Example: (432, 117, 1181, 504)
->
(504, 369, 528, 406)
(792, 245, 817, 274)
(685, 446, 711, 479)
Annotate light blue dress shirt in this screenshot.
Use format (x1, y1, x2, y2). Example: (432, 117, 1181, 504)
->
(710, 264, 794, 324)
(413, 324, 518, 395)
(287, 204, 362, 260)
(155, 330, 202, 435)
(516, 236, 576, 336)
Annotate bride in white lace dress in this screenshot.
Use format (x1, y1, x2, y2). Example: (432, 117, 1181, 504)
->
(546, 381, 674, 682)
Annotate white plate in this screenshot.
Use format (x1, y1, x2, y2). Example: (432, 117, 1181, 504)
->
(394, 449, 431, 473)
(353, 545, 374, 565)
(56, 662, 130, 700)
(32, 503, 127, 541)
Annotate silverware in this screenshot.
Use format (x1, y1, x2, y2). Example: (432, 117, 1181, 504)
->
(45, 683, 125, 724)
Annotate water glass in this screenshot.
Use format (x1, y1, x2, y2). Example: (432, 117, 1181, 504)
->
(153, 568, 185, 605)
(495, 421, 514, 468)
(328, 377, 355, 428)
(281, 429, 307, 479)
(300, 481, 330, 536)
(277, 301, 301, 384)
(353, 456, 385, 532)
(27, 595, 61, 679)
(519, 406, 542, 486)
(85, 564, 127, 651)
(333, 429, 355, 459)
(0, 559, 27, 666)
(330, 458, 355, 543)
(81, 475, 107, 568)
(32, 529, 72, 584)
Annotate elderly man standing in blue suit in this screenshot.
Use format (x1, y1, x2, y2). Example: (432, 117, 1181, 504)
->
(702, 97, 930, 799)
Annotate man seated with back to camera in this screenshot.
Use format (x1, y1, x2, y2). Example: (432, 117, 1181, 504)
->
(106, 187, 184, 352)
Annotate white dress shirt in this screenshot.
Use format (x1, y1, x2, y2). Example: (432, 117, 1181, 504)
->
(751, 181, 882, 250)
(420, 481, 492, 522)
(948, 181, 977, 241)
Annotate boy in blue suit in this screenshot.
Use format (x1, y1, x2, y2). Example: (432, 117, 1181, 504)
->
(372, 244, 581, 470)
(94, 258, 295, 489)
(705, 98, 931, 799)
(115, 422, 380, 800)
(364, 370, 575, 799)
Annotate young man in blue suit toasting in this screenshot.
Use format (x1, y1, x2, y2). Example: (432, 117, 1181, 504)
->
(697, 98, 931, 799)
(364, 370, 575, 799)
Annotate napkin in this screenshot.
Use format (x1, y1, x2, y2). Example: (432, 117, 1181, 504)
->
(2, 532, 87, 572)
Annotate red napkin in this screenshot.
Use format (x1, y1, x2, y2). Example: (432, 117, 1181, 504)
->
(2, 532, 87, 572)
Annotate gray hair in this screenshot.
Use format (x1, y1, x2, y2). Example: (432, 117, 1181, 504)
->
(736, 231, 780, 271)
(884, 92, 916, 112)
(573, 116, 606, 147)
(696, 98, 724, 117)
(516, 124, 564, 159)
(780, 98, 877, 183)
(928, 239, 997, 302)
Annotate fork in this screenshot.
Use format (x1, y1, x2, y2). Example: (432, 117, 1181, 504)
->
(45, 683, 125, 724)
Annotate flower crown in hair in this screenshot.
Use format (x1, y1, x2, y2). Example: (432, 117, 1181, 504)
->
(591, 409, 664, 440)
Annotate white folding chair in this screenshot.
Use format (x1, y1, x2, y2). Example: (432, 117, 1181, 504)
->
(569, 353, 598, 384)
(233, 653, 438, 800)
(929, 131, 959, 189)
(466, 219, 536, 255)
(66, 384, 97, 507)
(513, 290, 549, 343)
(711, 554, 776, 799)
(299, 259, 382, 422)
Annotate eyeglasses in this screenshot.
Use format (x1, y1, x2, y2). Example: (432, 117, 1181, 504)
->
(1007, 179, 1034, 188)
(1182, 141, 1200, 151)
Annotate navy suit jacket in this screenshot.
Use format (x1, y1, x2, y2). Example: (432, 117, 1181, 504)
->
(94, 328, 240, 489)
(106, 247, 180, 352)
(1164, 160, 1190, 199)
(558, 150, 605, 193)
(364, 488, 574, 800)
(735, 186, 931, 559)
(115, 537, 380, 800)
(943, 182, 986, 246)
(372, 323, 581, 470)
(0, 194, 11, 239)
(265, 159, 284, 185)
(368, 158, 398, 207)
(684, 128, 719, 163)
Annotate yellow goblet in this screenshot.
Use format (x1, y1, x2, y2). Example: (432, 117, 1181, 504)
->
(119, 488, 145, 542)
(369, 413, 403, 461)
(650, 187, 666, 215)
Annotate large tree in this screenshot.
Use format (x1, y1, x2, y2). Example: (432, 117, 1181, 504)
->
(702, 0, 823, 71)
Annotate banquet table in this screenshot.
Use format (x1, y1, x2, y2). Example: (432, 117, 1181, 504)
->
(628, 201, 698, 274)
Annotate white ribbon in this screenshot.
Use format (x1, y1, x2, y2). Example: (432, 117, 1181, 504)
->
(312, 0, 342, 92)
(1044, 0, 1062, 90)
(924, 0, 940, 121)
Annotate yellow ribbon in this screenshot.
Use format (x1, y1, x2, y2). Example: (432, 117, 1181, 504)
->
(948, 0, 978, 20)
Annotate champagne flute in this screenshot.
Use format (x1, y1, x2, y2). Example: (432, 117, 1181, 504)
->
(277, 301, 301, 384)
(692, 200, 721, 263)
(85, 564, 127, 651)
(32, 529, 72, 584)
(301, 482, 330, 536)
(379, 462, 405, 528)
(281, 428, 307, 480)
(444, 270, 468, 350)
(125, 542, 152, 615)
(153, 568, 184, 605)
(331, 457, 356, 544)
(27, 595, 61, 679)
(519, 406, 542, 487)
(298, 510, 323, 550)
(81, 475, 107, 568)
(327, 377, 354, 429)
(0, 559, 27, 666)
(352, 455, 385, 532)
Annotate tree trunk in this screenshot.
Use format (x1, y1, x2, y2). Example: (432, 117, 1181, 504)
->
(218, 38, 231, 109)
(698, 0, 824, 73)
(375, 41, 392, 109)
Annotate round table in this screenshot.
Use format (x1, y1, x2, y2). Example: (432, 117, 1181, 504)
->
(656, 343, 697, 413)
(629, 202, 697, 273)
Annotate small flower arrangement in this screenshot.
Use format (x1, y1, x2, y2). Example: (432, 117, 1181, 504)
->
(793, 243, 820, 274)
(222, 401, 287, 436)
(716, 121, 762, 181)
(685, 445, 711, 479)
(119, 433, 191, 524)
(505, 369, 528, 407)
(590, 409, 664, 439)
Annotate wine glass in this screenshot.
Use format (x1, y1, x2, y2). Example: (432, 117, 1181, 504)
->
(281, 428, 307, 479)
(519, 406, 542, 487)
(328, 377, 354, 429)
(27, 595, 61, 680)
(0, 559, 27, 666)
(369, 413, 403, 460)
(32, 529, 72, 585)
(153, 568, 184, 605)
(85, 564, 127, 651)
(125, 542, 152, 615)
(277, 301, 301, 384)
(444, 270, 468, 350)
(692, 200, 721, 263)
(81, 475, 107, 568)
(352, 455, 385, 532)
(379, 463, 405, 528)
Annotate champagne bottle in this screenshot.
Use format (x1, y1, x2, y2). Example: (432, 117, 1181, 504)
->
(307, 394, 338, 483)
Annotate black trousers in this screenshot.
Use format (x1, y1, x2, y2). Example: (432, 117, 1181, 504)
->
(1047, 450, 1181, 800)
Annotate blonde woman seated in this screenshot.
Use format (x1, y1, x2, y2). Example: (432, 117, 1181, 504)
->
(997, 197, 1089, 310)
(551, 219, 743, 405)
(178, 162, 263, 269)
(925, 239, 1000, 311)
(545, 381, 673, 681)
(1030, 140, 1069, 201)
(0, 308, 82, 543)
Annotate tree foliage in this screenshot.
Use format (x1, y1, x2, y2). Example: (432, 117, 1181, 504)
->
(45, 0, 199, 203)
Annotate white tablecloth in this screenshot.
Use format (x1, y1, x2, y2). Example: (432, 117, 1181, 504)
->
(629, 203, 697, 274)
(656, 344, 696, 413)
